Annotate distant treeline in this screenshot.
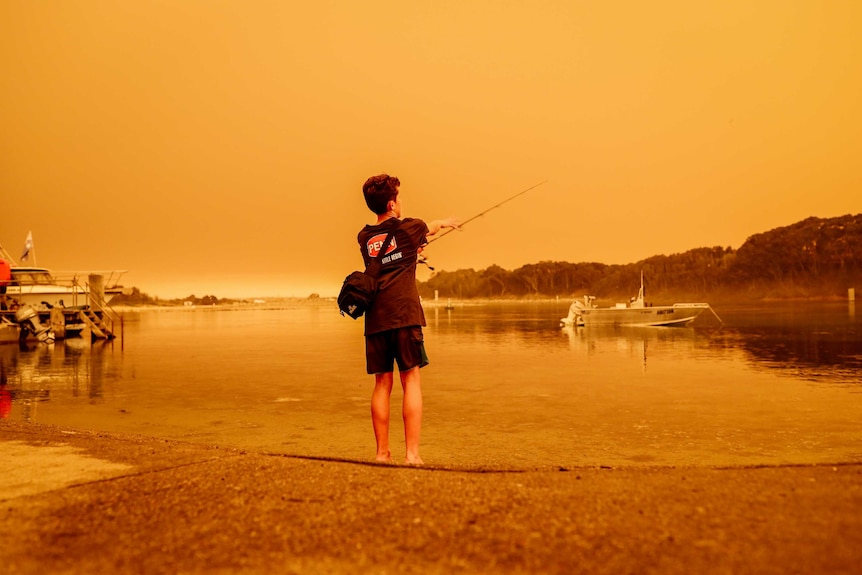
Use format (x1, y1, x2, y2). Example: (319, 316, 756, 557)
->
(418, 214, 862, 302)
(111, 289, 323, 307)
(110, 289, 233, 306)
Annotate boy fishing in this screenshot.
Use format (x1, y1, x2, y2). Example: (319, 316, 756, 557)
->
(357, 174, 458, 464)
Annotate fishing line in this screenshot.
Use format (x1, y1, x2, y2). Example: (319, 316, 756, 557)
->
(419, 180, 547, 270)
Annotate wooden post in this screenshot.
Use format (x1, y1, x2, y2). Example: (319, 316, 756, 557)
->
(50, 307, 66, 339)
(89, 274, 105, 312)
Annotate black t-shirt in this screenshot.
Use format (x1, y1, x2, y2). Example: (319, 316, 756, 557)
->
(357, 217, 429, 335)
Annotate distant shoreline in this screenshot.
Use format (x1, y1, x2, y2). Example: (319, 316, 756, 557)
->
(109, 292, 856, 313)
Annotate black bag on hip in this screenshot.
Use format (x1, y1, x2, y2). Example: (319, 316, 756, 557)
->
(337, 271, 379, 319)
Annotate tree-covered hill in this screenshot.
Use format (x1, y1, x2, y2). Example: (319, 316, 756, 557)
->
(418, 214, 862, 302)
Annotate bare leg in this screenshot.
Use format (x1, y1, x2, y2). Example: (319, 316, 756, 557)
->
(400, 366, 423, 465)
(371, 372, 394, 462)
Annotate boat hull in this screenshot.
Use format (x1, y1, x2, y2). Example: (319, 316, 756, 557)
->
(5, 285, 91, 309)
(568, 304, 709, 327)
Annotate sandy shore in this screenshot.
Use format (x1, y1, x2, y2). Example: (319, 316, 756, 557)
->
(2, 421, 860, 574)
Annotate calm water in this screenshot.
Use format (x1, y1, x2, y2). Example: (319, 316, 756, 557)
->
(2, 301, 860, 470)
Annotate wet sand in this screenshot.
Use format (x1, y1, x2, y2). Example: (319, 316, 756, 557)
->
(2, 421, 861, 574)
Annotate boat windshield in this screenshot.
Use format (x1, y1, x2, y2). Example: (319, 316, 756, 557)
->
(11, 269, 56, 285)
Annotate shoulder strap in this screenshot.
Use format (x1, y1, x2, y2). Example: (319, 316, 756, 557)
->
(366, 220, 401, 278)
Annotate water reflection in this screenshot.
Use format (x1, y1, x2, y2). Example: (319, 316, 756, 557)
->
(431, 302, 569, 348)
(560, 325, 697, 373)
(702, 303, 861, 386)
(2, 302, 860, 468)
(432, 301, 862, 391)
(0, 339, 119, 421)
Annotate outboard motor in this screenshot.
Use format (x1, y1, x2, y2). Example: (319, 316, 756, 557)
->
(14, 305, 55, 344)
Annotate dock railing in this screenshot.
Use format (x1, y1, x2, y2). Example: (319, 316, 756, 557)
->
(86, 273, 123, 341)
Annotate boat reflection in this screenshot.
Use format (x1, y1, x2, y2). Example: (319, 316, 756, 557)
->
(0, 339, 119, 421)
(561, 323, 706, 373)
(560, 302, 862, 386)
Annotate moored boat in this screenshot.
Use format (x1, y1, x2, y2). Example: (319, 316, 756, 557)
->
(1, 236, 127, 311)
(4, 266, 127, 310)
(561, 273, 719, 327)
(1, 237, 124, 343)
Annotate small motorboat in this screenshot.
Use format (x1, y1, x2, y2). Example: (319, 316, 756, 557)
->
(561, 273, 719, 327)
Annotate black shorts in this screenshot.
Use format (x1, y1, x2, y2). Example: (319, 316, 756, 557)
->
(365, 326, 429, 375)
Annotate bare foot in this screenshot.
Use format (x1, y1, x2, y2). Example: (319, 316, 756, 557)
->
(375, 451, 393, 463)
(404, 456, 424, 466)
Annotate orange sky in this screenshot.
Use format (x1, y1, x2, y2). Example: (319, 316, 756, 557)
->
(1, 1, 860, 298)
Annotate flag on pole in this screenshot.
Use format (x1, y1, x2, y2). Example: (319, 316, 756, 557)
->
(21, 231, 33, 262)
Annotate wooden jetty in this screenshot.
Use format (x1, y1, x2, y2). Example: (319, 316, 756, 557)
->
(1, 273, 121, 344)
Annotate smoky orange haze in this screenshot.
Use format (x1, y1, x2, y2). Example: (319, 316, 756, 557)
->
(1, 1, 860, 299)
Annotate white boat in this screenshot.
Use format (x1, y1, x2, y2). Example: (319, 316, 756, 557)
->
(1, 238, 125, 343)
(4, 266, 127, 310)
(1, 239, 126, 311)
(561, 274, 718, 327)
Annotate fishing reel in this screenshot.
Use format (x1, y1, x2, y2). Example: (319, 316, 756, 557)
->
(418, 255, 435, 271)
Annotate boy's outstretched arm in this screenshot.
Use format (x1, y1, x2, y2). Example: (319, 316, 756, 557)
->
(426, 217, 460, 237)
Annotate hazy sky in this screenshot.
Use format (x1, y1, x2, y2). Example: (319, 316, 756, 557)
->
(2, 1, 859, 298)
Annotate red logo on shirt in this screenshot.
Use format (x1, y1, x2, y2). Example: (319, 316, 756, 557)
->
(367, 234, 398, 257)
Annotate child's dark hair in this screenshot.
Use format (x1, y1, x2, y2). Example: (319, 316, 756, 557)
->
(362, 174, 400, 215)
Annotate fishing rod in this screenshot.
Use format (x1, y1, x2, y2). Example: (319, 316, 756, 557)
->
(426, 180, 547, 245)
(419, 180, 547, 270)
